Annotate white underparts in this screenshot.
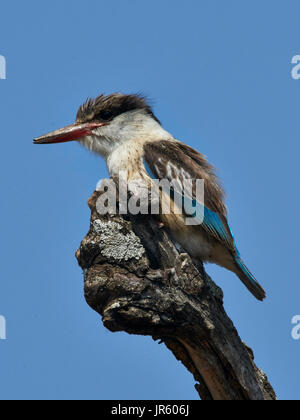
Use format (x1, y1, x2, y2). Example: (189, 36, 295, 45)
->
(79, 109, 172, 176)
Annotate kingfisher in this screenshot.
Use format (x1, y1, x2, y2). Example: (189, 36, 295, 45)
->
(34, 93, 266, 301)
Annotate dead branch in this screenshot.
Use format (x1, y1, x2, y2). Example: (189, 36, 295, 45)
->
(76, 189, 276, 400)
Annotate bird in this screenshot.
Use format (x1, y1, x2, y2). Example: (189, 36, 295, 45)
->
(34, 93, 266, 301)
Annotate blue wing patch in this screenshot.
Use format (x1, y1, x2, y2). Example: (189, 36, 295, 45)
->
(143, 158, 233, 248)
(144, 160, 156, 179)
(170, 185, 233, 247)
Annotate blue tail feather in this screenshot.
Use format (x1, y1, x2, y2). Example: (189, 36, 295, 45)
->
(234, 256, 266, 301)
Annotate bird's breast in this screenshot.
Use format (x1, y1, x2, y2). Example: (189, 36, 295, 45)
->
(107, 139, 145, 179)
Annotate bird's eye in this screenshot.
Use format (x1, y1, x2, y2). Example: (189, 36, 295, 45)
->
(98, 110, 113, 120)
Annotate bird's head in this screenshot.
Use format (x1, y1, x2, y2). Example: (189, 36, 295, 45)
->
(34, 93, 163, 158)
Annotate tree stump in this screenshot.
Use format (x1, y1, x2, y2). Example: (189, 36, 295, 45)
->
(76, 189, 276, 401)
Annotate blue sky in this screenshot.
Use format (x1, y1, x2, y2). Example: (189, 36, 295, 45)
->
(0, 0, 299, 400)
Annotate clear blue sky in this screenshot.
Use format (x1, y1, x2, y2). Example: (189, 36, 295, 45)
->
(0, 0, 299, 400)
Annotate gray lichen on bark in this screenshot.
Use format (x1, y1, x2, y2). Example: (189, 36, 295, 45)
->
(76, 187, 276, 401)
(93, 219, 145, 261)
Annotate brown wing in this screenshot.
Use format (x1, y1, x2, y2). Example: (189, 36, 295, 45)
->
(143, 140, 235, 250)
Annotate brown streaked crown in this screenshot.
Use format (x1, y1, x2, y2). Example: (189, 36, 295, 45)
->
(76, 93, 161, 125)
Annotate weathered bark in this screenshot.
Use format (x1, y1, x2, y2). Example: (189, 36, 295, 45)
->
(76, 188, 276, 401)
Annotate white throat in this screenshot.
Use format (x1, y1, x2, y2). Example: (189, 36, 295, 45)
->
(79, 110, 173, 176)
